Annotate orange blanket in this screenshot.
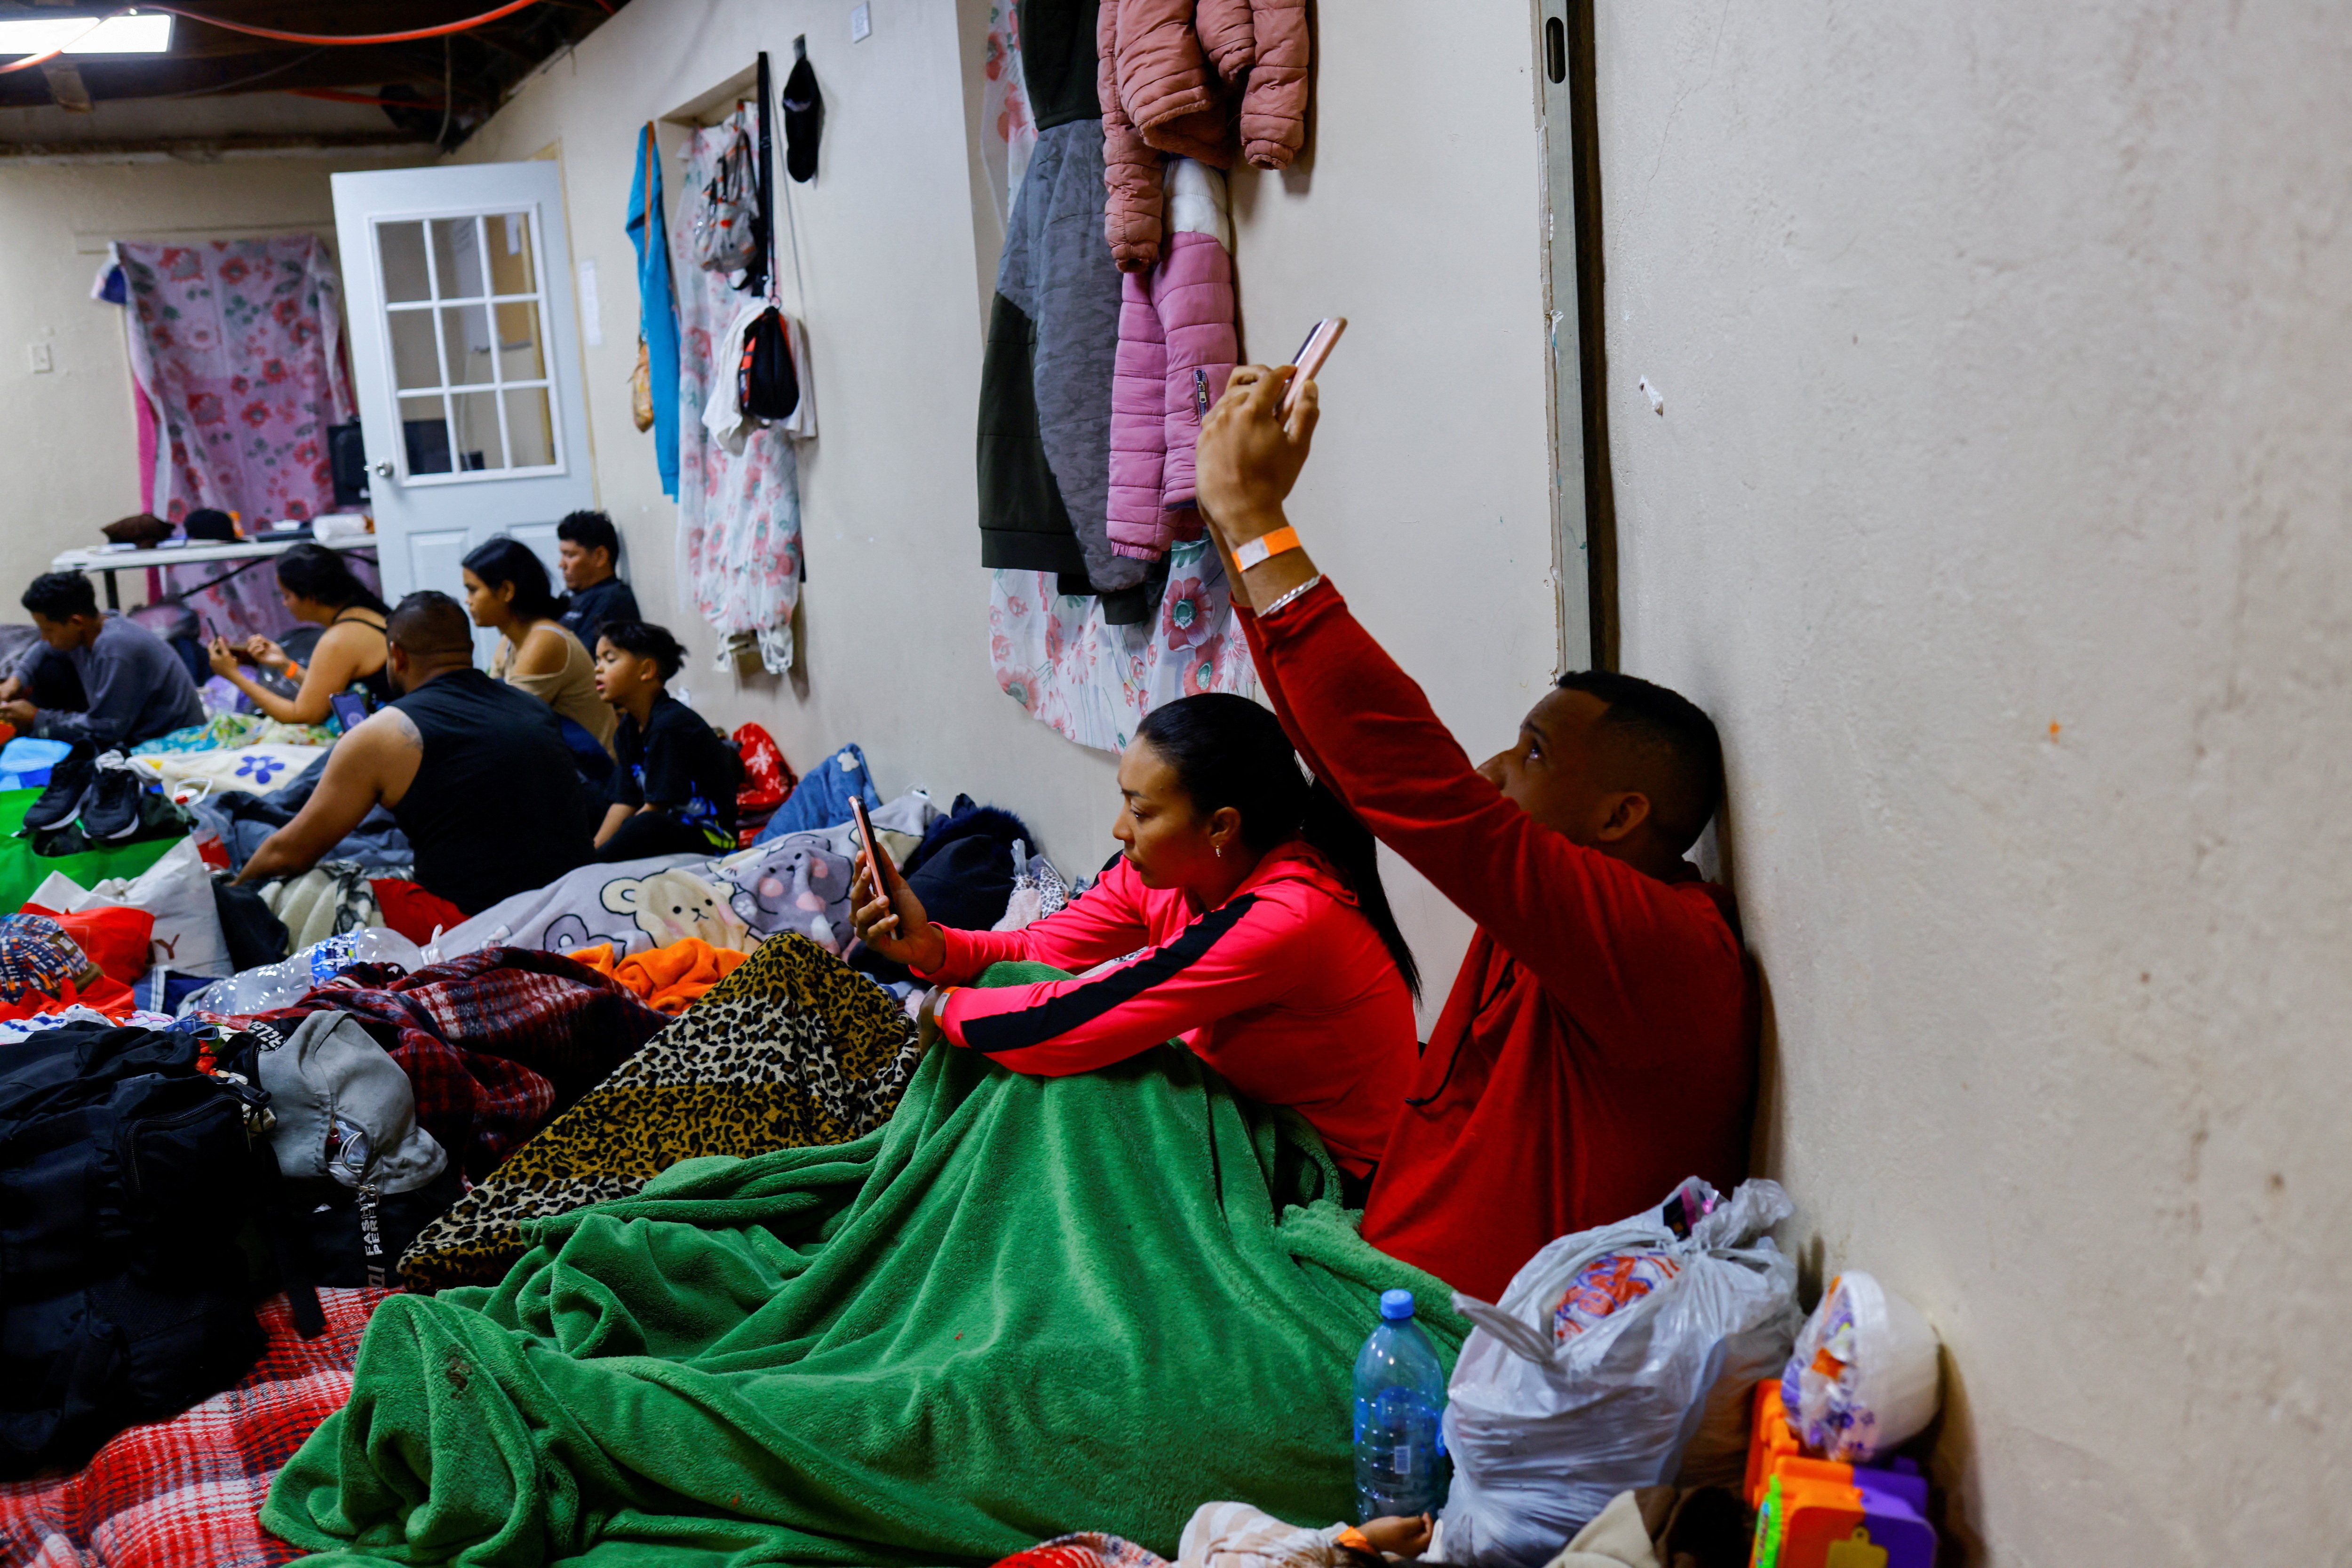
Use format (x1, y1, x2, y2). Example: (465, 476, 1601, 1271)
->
(571, 938, 749, 1015)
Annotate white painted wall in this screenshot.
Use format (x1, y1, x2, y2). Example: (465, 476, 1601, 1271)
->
(0, 151, 422, 602)
(1594, 1, 2352, 1562)
(452, 0, 1560, 999)
(453, 0, 1125, 885)
(447, 3, 2352, 1559)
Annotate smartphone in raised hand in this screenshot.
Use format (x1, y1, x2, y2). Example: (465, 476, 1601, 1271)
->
(849, 794, 887, 926)
(1281, 317, 1346, 416)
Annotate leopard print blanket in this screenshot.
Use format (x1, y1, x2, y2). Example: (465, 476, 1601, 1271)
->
(397, 933, 922, 1290)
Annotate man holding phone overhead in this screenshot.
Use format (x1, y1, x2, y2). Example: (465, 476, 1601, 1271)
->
(1191, 357, 1757, 1304)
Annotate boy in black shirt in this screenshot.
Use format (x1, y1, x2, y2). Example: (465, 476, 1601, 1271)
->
(556, 510, 642, 655)
(591, 621, 742, 861)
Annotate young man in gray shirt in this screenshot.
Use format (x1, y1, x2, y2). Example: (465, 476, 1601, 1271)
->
(0, 571, 206, 750)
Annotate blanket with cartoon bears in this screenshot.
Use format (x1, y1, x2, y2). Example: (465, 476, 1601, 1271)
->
(435, 791, 943, 963)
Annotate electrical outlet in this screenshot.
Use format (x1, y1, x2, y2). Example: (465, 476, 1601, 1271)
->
(850, 2, 871, 42)
(27, 342, 53, 374)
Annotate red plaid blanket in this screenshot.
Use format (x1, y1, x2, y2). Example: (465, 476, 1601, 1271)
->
(262, 946, 667, 1178)
(0, 1289, 389, 1568)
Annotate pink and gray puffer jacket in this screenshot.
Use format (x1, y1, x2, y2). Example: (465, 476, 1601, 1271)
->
(1107, 158, 1236, 562)
(1099, 0, 1311, 272)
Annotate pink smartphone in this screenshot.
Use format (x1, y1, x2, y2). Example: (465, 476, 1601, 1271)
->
(1281, 318, 1346, 415)
(849, 795, 884, 913)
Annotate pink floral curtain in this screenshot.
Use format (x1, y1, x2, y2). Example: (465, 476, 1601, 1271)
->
(117, 236, 353, 637)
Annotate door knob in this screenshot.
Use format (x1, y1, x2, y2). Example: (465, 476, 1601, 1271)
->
(373, 460, 393, 477)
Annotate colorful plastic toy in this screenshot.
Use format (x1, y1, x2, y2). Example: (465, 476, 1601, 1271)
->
(1746, 1382, 1936, 1568)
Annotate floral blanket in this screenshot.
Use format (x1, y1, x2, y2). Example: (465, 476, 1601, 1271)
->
(129, 746, 324, 798)
(131, 713, 340, 757)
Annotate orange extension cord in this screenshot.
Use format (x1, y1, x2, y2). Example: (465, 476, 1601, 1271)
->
(1, 0, 552, 75)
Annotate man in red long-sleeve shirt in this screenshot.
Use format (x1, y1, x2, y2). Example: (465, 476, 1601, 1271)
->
(1194, 365, 1757, 1303)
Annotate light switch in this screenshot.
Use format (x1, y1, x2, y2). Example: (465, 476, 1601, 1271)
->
(577, 258, 603, 347)
(27, 342, 53, 374)
(850, 2, 871, 41)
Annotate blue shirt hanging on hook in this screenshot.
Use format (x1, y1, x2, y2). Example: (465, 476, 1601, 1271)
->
(627, 121, 683, 499)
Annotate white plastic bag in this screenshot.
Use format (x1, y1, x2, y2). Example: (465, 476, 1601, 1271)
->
(176, 927, 425, 1018)
(1437, 1178, 1802, 1568)
(1780, 1270, 1939, 1463)
(31, 836, 231, 977)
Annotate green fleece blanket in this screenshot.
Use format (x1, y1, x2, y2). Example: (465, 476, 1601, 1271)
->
(264, 963, 1466, 1568)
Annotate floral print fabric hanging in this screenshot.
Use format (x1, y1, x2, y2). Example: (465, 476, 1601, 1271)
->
(989, 537, 1255, 755)
(673, 117, 803, 674)
(115, 237, 354, 639)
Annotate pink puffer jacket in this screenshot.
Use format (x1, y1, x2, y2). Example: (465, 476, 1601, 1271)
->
(1100, 0, 1310, 271)
(1108, 162, 1237, 561)
(1234, 0, 1308, 169)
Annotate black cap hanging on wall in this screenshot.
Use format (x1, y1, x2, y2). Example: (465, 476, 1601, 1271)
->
(782, 35, 823, 183)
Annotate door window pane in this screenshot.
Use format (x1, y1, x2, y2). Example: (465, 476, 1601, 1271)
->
(389, 309, 442, 391)
(400, 397, 452, 474)
(503, 387, 556, 469)
(494, 300, 545, 382)
(430, 216, 485, 298)
(440, 303, 493, 385)
(448, 390, 505, 471)
(372, 200, 560, 479)
(487, 212, 536, 296)
(377, 221, 429, 303)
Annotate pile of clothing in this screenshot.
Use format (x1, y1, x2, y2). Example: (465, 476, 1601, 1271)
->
(3, 728, 1583, 1568)
(0, 733, 1058, 1533)
(0, 941, 669, 1481)
(0, 1287, 390, 1568)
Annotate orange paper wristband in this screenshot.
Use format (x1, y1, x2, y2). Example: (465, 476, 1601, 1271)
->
(1233, 525, 1302, 571)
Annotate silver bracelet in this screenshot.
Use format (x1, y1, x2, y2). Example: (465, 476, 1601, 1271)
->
(1255, 574, 1325, 619)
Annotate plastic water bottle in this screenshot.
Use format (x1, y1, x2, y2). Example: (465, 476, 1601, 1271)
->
(175, 928, 427, 1018)
(1353, 1288, 1448, 1521)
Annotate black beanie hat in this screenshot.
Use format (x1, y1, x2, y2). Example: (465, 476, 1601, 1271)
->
(781, 52, 823, 183)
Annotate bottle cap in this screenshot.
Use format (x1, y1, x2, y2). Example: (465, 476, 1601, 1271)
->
(1380, 1288, 1415, 1321)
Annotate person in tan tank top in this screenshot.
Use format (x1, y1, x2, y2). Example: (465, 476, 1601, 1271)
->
(459, 536, 617, 756)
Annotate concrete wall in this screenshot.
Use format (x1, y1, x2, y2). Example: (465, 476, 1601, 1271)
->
(452, 0, 1565, 1002)
(1594, 1, 2352, 1561)
(0, 151, 422, 603)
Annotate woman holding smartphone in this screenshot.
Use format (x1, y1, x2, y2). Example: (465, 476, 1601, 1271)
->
(852, 692, 1420, 1190)
(206, 542, 393, 724)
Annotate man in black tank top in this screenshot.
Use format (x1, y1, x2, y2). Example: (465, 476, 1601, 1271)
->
(237, 593, 594, 915)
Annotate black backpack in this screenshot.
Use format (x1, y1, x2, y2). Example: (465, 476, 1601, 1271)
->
(0, 1023, 275, 1478)
(738, 306, 801, 422)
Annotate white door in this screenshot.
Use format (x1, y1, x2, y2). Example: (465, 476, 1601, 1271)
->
(332, 161, 592, 654)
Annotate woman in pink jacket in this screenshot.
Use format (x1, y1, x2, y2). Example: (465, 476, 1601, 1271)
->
(851, 693, 1419, 1183)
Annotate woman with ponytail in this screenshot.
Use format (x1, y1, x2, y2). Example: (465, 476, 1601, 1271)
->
(852, 692, 1418, 1185)
(206, 542, 394, 723)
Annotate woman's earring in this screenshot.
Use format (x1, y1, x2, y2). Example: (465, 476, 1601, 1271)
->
(1215, 843, 1224, 859)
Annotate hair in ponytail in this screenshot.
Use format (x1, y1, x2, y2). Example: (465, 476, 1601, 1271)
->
(1135, 693, 1421, 1002)
(276, 542, 389, 614)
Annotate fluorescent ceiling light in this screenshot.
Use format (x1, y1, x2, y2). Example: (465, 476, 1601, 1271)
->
(0, 13, 174, 56)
